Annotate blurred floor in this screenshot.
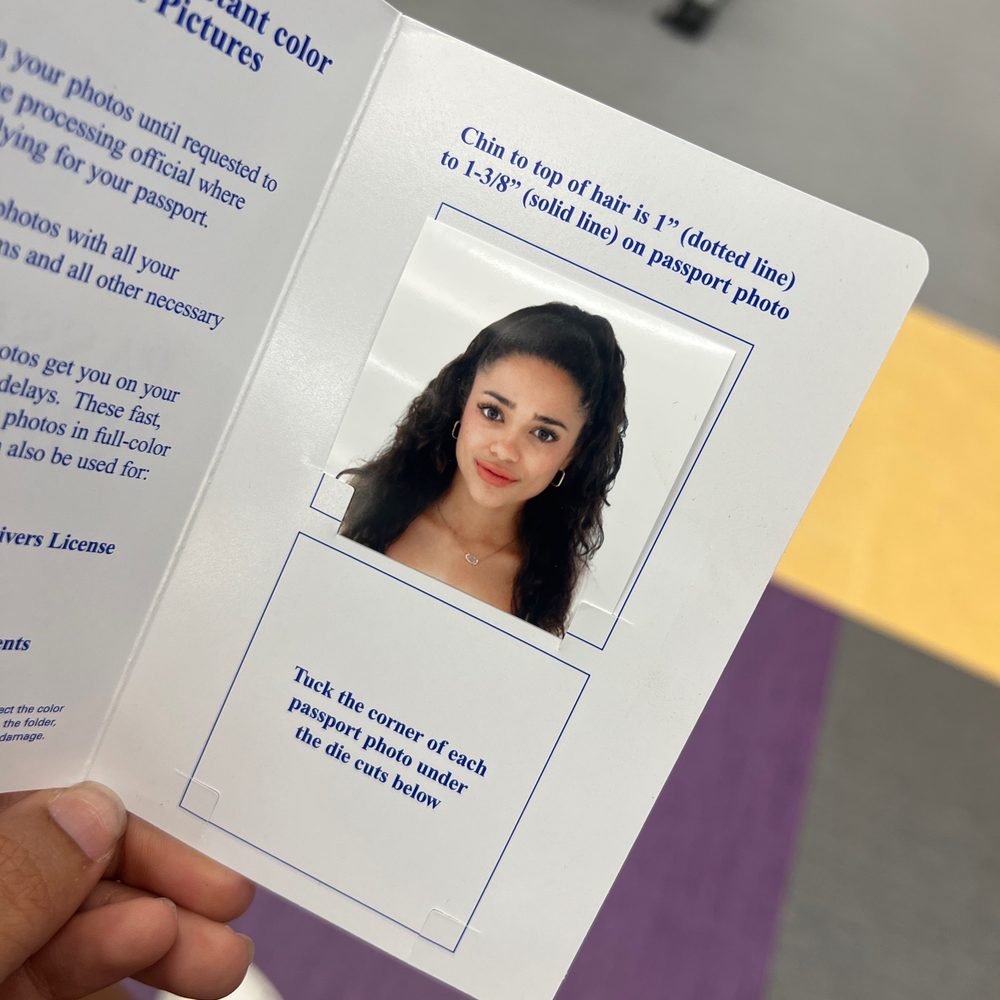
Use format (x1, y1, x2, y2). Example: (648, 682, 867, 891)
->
(766, 622, 1000, 1000)
(131, 2, 999, 997)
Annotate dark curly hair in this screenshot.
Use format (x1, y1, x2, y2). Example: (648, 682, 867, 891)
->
(340, 302, 627, 635)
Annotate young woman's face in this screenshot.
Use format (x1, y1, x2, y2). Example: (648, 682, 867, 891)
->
(455, 353, 586, 511)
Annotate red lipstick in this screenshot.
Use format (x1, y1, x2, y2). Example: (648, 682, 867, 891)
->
(475, 460, 517, 487)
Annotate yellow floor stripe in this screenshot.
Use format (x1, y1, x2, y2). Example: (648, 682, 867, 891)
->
(775, 306, 1000, 684)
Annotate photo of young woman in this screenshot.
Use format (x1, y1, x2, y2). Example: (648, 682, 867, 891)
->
(339, 303, 628, 636)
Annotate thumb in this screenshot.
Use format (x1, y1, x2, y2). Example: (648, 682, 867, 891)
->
(0, 782, 127, 979)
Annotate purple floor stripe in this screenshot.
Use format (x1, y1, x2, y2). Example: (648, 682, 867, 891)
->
(126, 583, 838, 1000)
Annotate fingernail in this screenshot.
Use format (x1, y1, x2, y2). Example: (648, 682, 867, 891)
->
(238, 933, 255, 964)
(48, 782, 127, 861)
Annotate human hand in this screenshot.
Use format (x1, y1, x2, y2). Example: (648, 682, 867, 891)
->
(0, 782, 255, 999)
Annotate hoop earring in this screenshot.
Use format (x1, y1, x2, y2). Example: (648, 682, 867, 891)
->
(451, 420, 460, 440)
(552, 469, 566, 489)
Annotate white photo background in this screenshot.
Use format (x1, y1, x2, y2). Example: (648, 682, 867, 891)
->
(326, 219, 735, 635)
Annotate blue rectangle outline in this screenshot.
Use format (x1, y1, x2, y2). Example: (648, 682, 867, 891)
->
(313, 203, 755, 652)
(181, 530, 589, 953)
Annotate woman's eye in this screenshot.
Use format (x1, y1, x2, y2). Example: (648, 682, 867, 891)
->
(478, 403, 502, 421)
(533, 427, 558, 444)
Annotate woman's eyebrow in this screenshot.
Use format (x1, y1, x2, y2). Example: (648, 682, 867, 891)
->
(484, 390, 568, 430)
(534, 413, 567, 429)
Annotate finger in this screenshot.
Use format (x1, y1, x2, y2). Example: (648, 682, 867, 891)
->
(79, 877, 148, 912)
(9, 897, 178, 1000)
(0, 783, 126, 980)
(80, 881, 255, 1000)
(106, 814, 254, 922)
(0, 791, 34, 811)
(134, 904, 254, 1000)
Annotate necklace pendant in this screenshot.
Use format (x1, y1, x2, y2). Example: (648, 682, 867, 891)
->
(464, 552, 480, 566)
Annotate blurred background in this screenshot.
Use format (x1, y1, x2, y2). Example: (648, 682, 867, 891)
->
(136, 2, 1000, 997)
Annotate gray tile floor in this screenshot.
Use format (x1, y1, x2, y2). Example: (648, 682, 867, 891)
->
(767, 623, 1000, 1000)
(396, 0, 1000, 338)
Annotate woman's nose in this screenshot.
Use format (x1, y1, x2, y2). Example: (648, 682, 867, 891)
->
(490, 431, 519, 462)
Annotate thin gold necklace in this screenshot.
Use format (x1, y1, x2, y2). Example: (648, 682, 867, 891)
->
(435, 502, 516, 566)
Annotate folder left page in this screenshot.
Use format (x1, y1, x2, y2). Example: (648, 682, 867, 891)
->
(0, 0, 399, 789)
